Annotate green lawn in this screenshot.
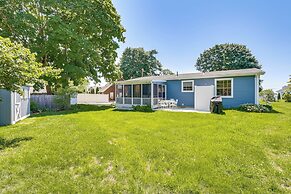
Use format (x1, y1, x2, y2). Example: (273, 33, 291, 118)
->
(0, 102, 290, 193)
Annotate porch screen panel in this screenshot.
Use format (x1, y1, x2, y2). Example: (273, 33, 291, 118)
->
(142, 99, 151, 105)
(133, 84, 141, 104)
(153, 84, 158, 98)
(133, 85, 141, 97)
(117, 85, 123, 97)
(116, 85, 123, 104)
(142, 84, 151, 98)
(124, 85, 132, 104)
(124, 85, 132, 97)
(158, 85, 164, 99)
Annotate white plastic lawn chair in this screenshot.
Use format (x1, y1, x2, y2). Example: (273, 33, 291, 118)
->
(169, 99, 178, 108)
(159, 100, 168, 109)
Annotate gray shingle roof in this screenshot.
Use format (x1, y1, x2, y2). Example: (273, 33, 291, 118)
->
(116, 68, 265, 84)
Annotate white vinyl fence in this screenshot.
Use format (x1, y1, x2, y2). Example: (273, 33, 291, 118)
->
(77, 94, 109, 104)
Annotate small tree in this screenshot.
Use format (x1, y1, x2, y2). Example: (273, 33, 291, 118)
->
(0, 36, 59, 94)
(282, 75, 291, 102)
(196, 43, 261, 72)
(277, 93, 281, 100)
(260, 89, 275, 103)
(282, 92, 291, 102)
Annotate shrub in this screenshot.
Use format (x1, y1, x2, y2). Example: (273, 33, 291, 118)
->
(30, 101, 50, 113)
(238, 104, 273, 113)
(132, 105, 153, 112)
(54, 87, 77, 110)
(30, 101, 39, 113)
(259, 89, 276, 102)
(282, 92, 291, 102)
(54, 95, 70, 110)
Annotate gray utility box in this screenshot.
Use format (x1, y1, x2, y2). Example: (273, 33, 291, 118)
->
(0, 86, 30, 126)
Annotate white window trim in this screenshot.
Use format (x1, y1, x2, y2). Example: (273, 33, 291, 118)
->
(215, 78, 233, 98)
(181, 80, 194, 92)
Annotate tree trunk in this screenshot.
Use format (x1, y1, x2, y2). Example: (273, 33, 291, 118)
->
(46, 85, 52, 95)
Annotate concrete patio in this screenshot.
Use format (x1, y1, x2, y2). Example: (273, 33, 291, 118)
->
(156, 107, 210, 113)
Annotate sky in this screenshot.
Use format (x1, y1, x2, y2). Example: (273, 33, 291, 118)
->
(112, 0, 291, 91)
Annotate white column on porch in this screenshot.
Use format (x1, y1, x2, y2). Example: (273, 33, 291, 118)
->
(115, 84, 117, 101)
(165, 85, 167, 100)
(141, 84, 143, 105)
(151, 82, 154, 108)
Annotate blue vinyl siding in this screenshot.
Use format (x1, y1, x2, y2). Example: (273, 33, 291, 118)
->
(166, 80, 194, 107)
(166, 76, 255, 109)
(194, 78, 214, 86)
(222, 76, 255, 108)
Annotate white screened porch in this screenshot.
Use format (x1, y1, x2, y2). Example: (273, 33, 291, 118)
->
(115, 80, 167, 109)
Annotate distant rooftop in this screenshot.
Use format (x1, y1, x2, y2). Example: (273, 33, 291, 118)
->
(116, 68, 265, 84)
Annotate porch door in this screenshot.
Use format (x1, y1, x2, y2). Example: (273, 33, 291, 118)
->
(195, 85, 214, 111)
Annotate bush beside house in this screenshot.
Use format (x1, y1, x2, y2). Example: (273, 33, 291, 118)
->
(238, 104, 273, 113)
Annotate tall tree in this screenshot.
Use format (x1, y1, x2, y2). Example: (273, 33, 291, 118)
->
(120, 47, 162, 80)
(0, 0, 125, 93)
(0, 36, 58, 94)
(196, 43, 261, 72)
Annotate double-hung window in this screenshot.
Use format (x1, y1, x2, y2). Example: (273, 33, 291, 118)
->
(215, 78, 233, 98)
(181, 80, 194, 92)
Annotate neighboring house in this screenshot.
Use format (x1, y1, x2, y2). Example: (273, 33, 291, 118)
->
(0, 86, 31, 125)
(115, 68, 264, 111)
(99, 83, 115, 101)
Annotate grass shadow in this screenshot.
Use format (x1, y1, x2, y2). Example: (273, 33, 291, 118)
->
(112, 109, 155, 113)
(212, 111, 226, 115)
(0, 137, 33, 151)
(31, 104, 113, 118)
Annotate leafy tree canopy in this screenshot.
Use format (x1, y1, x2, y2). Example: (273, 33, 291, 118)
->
(0, 36, 59, 94)
(0, 0, 125, 91)
(259, 89, 275, 102)
(161, 68, 175, 75)
(120, 47, 163, 80)
(196, 43, 261, 72)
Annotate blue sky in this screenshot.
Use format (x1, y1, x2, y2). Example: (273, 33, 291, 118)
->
(112, 0, 291, 90)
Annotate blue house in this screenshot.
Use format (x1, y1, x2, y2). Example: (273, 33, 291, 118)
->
(115, 68, 265, 111)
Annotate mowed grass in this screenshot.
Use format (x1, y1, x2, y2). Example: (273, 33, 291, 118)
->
(0, 102, 290, 193)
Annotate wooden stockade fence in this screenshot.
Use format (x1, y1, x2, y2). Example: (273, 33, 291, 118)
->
(30, 95, 59, 109)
